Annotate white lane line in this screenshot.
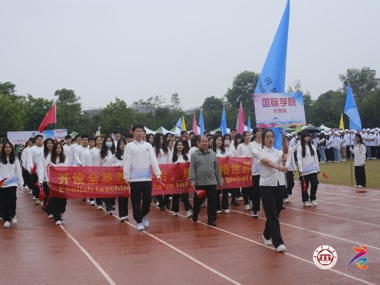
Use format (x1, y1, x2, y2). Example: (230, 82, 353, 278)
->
(294, 198, 380, 212)
(281, 205, 380, 227)
(59, 225, 117, 285)
(230, 210, 380, 251)
(122, 220, 242, 285)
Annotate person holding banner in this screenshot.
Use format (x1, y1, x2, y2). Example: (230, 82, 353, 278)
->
(256, 129, 287, 252)
(297, 131, 320, 207)
(111, 138, 129, 221)
(124, 124, 161, 231)
(91, 136, 105, 209)
(0, 142, 23, 228)
(45, 141, 68, 225)
(350, 134, 367, 188)
(212, 134, 230, 214)
(190, 136, 223, 227)
(170, 140, 193, 218)
(37, 138, 54, 217)
(154, 133, 171, 211)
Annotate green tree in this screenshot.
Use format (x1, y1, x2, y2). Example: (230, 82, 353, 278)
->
(0, 82, 25, 133)
(339, 67, 377, 102)
(132, 95, 165, 113)
(22, 95, 54, 131)
(54, 89, 82, 132)
(170, 93, 182, 111)
(287, 79, 314, 120)
(358, 88, 380, 128)
(225, 71, 259, 120)
(201, 96, 224, 130)
(99, 98, 135, 134)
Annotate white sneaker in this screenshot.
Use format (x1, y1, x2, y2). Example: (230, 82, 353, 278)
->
(185, 210, 193, 218)
(244, 204, 251, 211)
(35, 200, 40, 205)
(48, 214, 53, 219)
(237, 197, 244, 201)
(276, 244, 287, 252)
(61, 213, 65, 220)
(172, 212, 178, 216)
(357, 185, 363, 188)
(303, 201, 312, 207)
(125, 216, 129, 220)
(97, 205, 103, 210)
(216, 210, 222, 214)
(284, 197, 290, 203)
(137, 223, 145, 231)
(354, 185, 358, 187)
(0, 217, 2, 221)
(90, 201, 95, 206)
(120, 216, 126, 222)
(311, 200, 318, 206)
(11, 216, 17, 225)
(28, 190, 33, 195)
(56, 220, 62, 226)
(251, 211, 258, 218)
(3, 221, 11, 228)
(223, 209, 230, 214)
(262, 234, 272, 246)
(142, 216, 149, 227)
(107, 211, 113, 215)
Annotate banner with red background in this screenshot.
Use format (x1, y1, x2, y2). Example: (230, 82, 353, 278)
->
(48, 157, 252, 199)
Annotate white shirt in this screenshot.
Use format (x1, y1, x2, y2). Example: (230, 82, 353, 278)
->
(297, 145, 320, 176)
(249, 141, 262, 175)
(27, 145, 44, 171)
(63, 144, 74, 166)
(73, 145, 89, 166)
(350, 143, 366, 166)
(0, 157, 23, 188)
(235, 143, 251, 157)
(257, 146, 285, 186)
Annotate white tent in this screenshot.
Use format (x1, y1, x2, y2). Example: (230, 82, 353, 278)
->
(144, 126, 156, 135)
(318, 124, 331, 131)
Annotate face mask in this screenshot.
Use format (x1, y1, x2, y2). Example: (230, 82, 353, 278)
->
(224, 140, 230, 145)
(106, 142, 113, 148)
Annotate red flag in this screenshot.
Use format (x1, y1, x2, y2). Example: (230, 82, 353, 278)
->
(196, 189, 206, 198)
(192, 113, 199, 135)
(302, 179, 307, 192)
(237, 101, 245, 134)
(322, 173, 328, 179)
(0, 178, 7, 187)
(38, 102, 56, 133)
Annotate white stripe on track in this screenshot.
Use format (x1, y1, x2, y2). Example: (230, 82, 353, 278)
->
(59, 225, 117, 285)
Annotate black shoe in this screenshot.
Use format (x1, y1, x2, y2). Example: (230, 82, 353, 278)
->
(165, 203, 171, 210)
(207, 221, 217, 226)
(231, 202, 239, 206)
(159, 206, 166, 211)
(192, 215, 198, 222)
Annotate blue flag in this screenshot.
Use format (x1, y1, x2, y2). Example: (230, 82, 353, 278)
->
(247, 116, 251, 132)
(254, 0, 290, 94)
(344, 83, 362, 131)
(220, 105, 227, 135)
(176, 117, 182, 130)
(199, 110, 205, 135)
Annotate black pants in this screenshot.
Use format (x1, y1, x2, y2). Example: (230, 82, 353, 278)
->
(285, 172, 295, 196)
(252, 175, 261, 212)
(242, 186, 252, 205)
(50, 197, 67, 222)
(42, 182, 52, 215)
(355, 165, 366, 187)
(370, 146, 377, 158)
(171, 193, 192, 212)
(193, 185, 217, 223)
(260, 185, 285, 248)
(118, 197, 129, 217)
(157, 195, 171, 210)
(301, 173, 319, 202)
(32, 174, 39, 198)
(0, 186, 17, 222)
(216, 189, 229, 211)
(130, 181, 152, 224)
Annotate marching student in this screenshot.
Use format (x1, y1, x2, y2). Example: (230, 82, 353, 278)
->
(297, 131, 320, 207)
(235, 131, 253, 212)
(21, 139, 34, 194)
(0, 142, 23, 228)
(190, 136, 223, 227)
(37, 138, 54, 217)
(72, 134, 89, 166)
(63, 135, 74, 165)
(91, 136, 104, 209)
(111, 138, 129, 222)
(170, 140, 193, 218)
(284, 136, 297, 203)
(124, 124, 161, 231)
(212, 134, 230, 214)
(45, 141, 69, 225)
(27, 134, 44, 205)
(257, 129, 288, 252)
(93, 135, 116, 215)
(154, 133, 171, 211)
(350, 134, 367, 188)
(146, 133, 155, 146)
(249, 128, 263, 218)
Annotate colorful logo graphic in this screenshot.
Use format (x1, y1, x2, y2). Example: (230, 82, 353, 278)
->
(346, 245, 368, 270)
(313, 245, 338, 269)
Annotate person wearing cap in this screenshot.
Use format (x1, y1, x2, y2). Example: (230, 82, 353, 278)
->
(362, 129, 371, 159)
(331, 132, 341, 163)
(343, 130, 351, 160)
(369, 130, 377, 159)
(349, 134, 366, 188)
(318, 132, 327, 163)
(325, 132, 334, 162)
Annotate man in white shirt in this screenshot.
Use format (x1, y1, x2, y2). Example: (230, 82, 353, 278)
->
(27, 135, 44, 203)
(73, 135, 89, 166)
(63, 135, 74, 166)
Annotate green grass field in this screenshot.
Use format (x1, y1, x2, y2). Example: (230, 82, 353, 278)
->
(316, 159, 379, 189)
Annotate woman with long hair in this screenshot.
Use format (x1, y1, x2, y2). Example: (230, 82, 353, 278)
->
(94, 135, 116, 214)
(297, 131, 320, 207)
(146, 133, 155, 146)
(154, 133, 171, 210)
(0, 142, 23, 228)
(48, 142, 68, 225)
(350, 134, 367, 188)
(111, 138, 129, 221)
(37, 138, 54, 217)
(170, 140, 193, 218)
(257, 129, 288, 252)
(212, 134, 230, 214)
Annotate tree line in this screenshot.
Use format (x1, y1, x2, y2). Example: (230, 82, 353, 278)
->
(1, 67, 379, 136)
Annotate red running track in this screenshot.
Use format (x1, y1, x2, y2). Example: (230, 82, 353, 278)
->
(1, 183, 379, 285)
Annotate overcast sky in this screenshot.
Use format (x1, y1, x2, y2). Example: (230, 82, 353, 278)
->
(1, 0, 379, 110)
